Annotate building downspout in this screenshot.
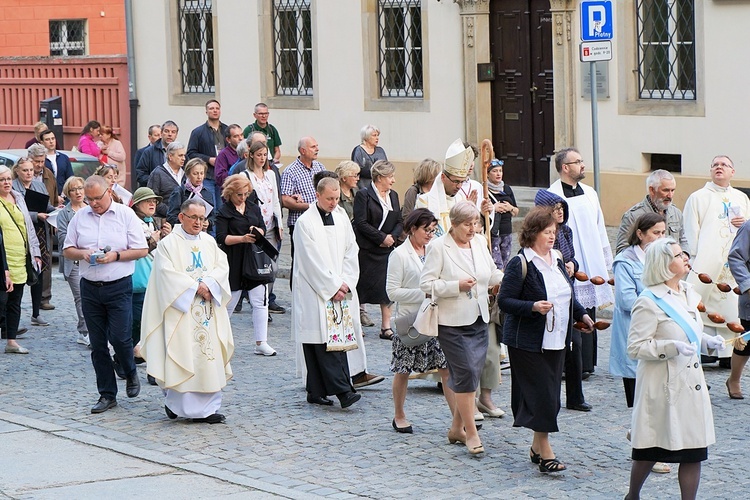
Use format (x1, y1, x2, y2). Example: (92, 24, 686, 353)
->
(125, 0, 139, 191)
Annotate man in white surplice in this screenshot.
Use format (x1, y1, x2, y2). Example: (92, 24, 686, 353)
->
(683, 155, 750, 365)
(292, 177, 362, 409)
(549, 147, 614, 412)
(140, 199, 234, 424)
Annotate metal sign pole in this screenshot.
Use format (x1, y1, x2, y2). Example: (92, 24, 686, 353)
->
(590, 61, 600, 194)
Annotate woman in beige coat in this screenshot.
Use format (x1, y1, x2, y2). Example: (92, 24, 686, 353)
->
(625, 238, 723, 500)
(420, 201, 503, 455)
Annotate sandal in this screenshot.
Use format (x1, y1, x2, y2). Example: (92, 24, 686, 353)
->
(379, 328, 395, 340)
(539, 457, 566, 473)
(529, 447, 541, 464)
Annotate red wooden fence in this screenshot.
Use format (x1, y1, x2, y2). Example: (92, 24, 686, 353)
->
(0, 56, 131, 183)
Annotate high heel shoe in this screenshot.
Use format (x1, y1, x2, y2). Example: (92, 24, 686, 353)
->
(467, 442, 485, 455)
(447, 430, 466, 445)
(529, 447, 541, 464)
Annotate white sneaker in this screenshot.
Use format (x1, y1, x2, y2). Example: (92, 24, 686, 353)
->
(77, 334, 90, 346)
(254, 342, 276, 356)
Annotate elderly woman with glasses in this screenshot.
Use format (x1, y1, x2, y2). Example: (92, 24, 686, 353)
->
(57, 176, 90, 346)
(351, 124, 388, 189)
(625, 238, 723, 499)
(215, 174, 275, 356)
(148, 141, 186, 218)
(12, 156, 54, 327)
(353, 160, 403, 339)
(0, 164, 41, 354)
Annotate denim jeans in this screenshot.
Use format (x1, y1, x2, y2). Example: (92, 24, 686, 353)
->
(81, 276, 136, 400)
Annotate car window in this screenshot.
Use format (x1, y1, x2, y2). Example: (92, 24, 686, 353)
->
(70, 159, 99, 179)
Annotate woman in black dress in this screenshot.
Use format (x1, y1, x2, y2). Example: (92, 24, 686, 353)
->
(215, 174, 275, 356)
(498, 207, 593, 473)
(353, 160, 403, 339)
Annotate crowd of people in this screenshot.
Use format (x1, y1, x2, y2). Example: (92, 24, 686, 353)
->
(6, 101, 749, 498)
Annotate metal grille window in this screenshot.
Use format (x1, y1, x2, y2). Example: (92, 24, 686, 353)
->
(378, 0, 422, 98)
(178, 0, 215, 93)
(272, 0, 313, 96)
(636, 0, 695, 100)
(49, 20, 86, 56)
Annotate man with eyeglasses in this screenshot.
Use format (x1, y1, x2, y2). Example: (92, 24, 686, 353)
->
(615, 169, 689, 255)
(63, 175, 148, 414)
(684, 155, 750, 369)
(417, 139, 494, 236)
(549, 147, 614, 412)
(139, 198, 234, 424)
(243, 103, 282, 164)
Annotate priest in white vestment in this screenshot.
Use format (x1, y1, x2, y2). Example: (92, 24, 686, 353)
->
(292, 178, 362, 409)
(684, 155, 750, 361)
(548, 147, 613, 411)
(140, 199, 234, 424)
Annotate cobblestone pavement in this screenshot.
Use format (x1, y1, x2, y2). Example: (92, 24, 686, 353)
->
(2, 228, 750, 498)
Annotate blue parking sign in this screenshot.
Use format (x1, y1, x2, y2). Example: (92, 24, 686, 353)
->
(580, 0, 613, 41)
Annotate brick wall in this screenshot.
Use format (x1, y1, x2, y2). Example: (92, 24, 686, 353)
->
(0, 0, 126, 57)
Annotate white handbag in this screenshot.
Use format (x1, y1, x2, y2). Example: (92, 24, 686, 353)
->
(395, 284, 439, 347)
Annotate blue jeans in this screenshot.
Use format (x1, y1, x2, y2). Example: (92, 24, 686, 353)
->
(81, 276, 136, 400)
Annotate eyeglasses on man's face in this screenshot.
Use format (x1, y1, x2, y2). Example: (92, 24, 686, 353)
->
(564, 159, 584, 166)
(444, 173, 466, 186)
(182, 213, 207, 223)
(84, 189, 110, 203)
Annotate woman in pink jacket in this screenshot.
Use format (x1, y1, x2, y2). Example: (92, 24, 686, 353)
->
(77, 120, 101, 157)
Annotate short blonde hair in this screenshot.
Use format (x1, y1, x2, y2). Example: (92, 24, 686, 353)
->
(184, 158, 207, 177)
(12, 157, 33, 179)
(335, 160, 360, 179)
(642, 238, 679, 286)
(413, 158, 441, 187)
(449, 201, 480, 228)
(62, 176, 85, 198)
(371, 160, 396, 183)
(221, 174, 252, 200)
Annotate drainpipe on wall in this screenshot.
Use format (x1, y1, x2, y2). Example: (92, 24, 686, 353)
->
(125, 0, 139, 192)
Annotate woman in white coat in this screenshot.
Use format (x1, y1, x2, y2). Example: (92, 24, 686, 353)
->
(387, 208, 454, 434)
(420, 201, 503, 455)
(625, 238, 723, 499)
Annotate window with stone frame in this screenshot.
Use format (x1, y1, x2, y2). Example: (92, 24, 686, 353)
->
(377, 0, 423, 98)
(49, 20, 86, 57)
(272, 0, 313, 96)
(636, 0, 695, 100)
(177, 0, 215, 93)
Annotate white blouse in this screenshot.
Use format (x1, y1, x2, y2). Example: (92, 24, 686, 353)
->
(523, 247, 571, 350)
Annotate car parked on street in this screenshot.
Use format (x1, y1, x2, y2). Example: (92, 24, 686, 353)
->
(0, 149, 100, 179)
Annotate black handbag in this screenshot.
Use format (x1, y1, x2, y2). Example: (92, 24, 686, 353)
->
(242, 243, 275, 284)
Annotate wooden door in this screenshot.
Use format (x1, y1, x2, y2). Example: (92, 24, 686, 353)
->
(490, 0, 554, 187)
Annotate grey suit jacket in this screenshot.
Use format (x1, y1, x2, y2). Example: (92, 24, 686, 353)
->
(728, 220, 750, 320)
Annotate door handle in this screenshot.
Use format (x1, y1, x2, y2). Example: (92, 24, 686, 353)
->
(530, 84, 538, 104)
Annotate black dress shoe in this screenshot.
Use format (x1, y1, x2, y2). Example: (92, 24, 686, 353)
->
(566, 402, 593, 412)
(192, 413, 226, 424)
(165, 405, 178, 420)
(338, 391, 361, 409)
(392, 418, 413, 434)
(307, 394, 334, 406)
(147, 374, 158, 386)
(126, 372, 141, 398)
(91, 396, 117, 414)
(112, 355, 126, 379)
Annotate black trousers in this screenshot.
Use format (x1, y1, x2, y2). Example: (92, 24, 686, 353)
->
(302, 343, 354, 398)
(564, 327, 585, 406)
(2, 284, 24, 340)
(581, 307, 598, 372)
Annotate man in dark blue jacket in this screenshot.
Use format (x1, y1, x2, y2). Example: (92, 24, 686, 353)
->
(187, 100, 228, 209)
(41, 129, 74, 195)
(136, 121, 179, 187)
(133, 124, 162, 174)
